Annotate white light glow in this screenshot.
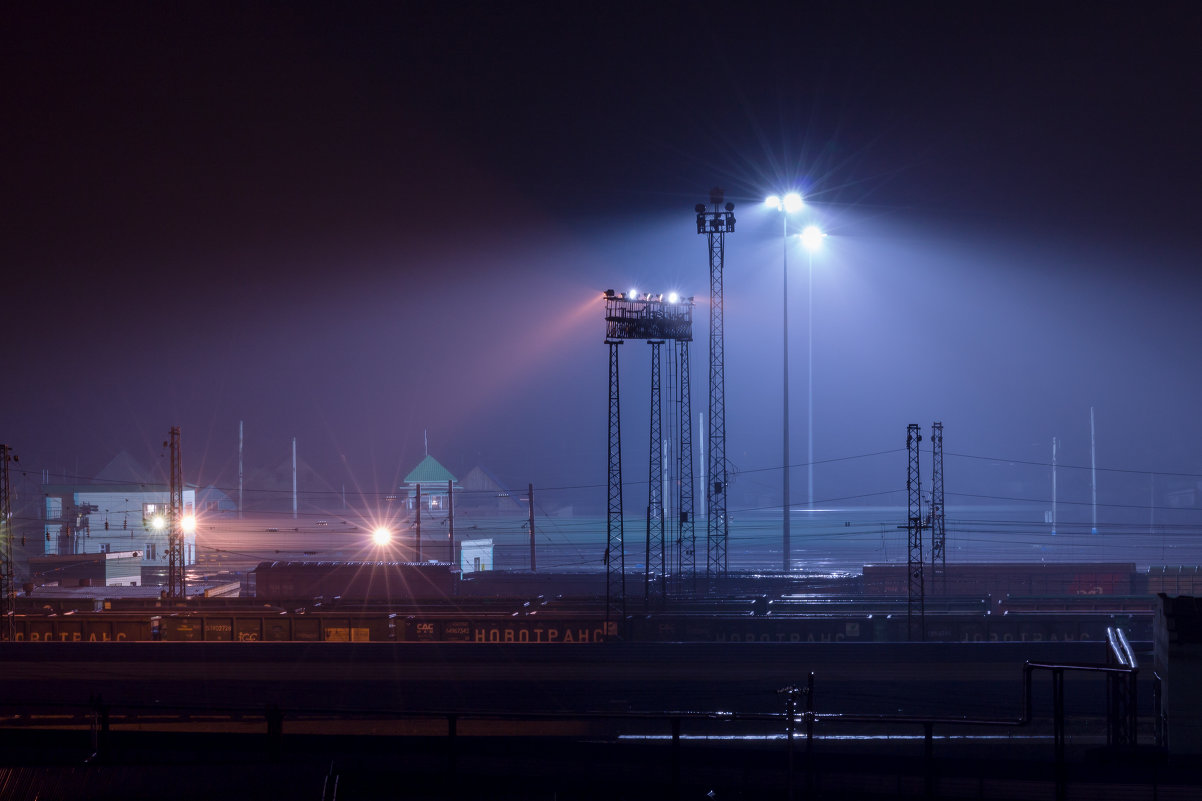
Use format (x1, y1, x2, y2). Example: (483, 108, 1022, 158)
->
(629, 288, 638, 300)
(151, 515, 165, 531)
(667, 292, 679, 304)
(181, 515, 196, 533)
(783, 192, 804, 213)
(765, 195, 781, 210)
(372, 526, 392, 546)
(801, 224, 826, 251)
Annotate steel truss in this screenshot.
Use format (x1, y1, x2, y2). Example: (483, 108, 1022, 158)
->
(676, 339, 695, 595)
(606, 340, 624, 628)
(646, 341, 665, 608)
(696, 190, 736, 581)
(906, 423, 924, 640)
(930, 421, 946, 595)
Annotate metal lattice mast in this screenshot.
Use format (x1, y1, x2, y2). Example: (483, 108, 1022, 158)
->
(906, 424, 924, 640)
(696, 189, 736, 580)
(930, 421, 946, 595)
(645, 341, 665, 607)
(676, 339, 695, 595)
(1, 445, 15, 638)
(605, 340, 624, 629)
(166, 426, 186, 601)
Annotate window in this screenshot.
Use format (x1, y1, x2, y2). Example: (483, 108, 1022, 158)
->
(145, 543, 156, 560)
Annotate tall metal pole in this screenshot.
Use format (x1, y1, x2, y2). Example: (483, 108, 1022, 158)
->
(1090, 406, 1098, 534)
(807, 249, 814, 509)
(414, 482, 421, 561)
(782, 211, 791, 572)
(167, 427, 185, 601)
(291, 437, 297, 520)
(528, 483, 536, 572)
(447, 478, 454, 564)
(238, 420, 243, 518)
(1051, 436, 1058, 536)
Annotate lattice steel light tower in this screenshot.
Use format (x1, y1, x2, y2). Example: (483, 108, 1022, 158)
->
(604, 291, 695, 624)
(696, 189, 735, 579)
(605, 338, 624, 624)
(646, 339, 665, 607)
(166, 426, 186, 601)
(675, 335, 695, 594)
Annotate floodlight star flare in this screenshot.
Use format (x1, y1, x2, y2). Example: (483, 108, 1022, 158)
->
(801, 225, 826, 251)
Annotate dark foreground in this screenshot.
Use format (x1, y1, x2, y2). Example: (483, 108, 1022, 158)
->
(0, 641, 1196, 799)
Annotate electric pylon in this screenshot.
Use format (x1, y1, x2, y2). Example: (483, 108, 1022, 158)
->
(696, 188, 736, 580)
(166, 427, 186, 601)
(930, 421, 946, 595)
(906, 423, 924, 640)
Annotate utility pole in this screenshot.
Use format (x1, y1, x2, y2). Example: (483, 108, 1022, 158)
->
(1090, 407, 1098, 534)
(166, 427, 185, 601)
(1, 445, 16, 638)
(291, 437, 298, 520)
(447, 479, 454, 564)
(415, 482, 422, 561)
(1051, 437, 1058, 536)
(528, 483, 536, 572)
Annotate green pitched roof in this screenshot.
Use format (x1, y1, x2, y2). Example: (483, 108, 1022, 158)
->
(403, 454, 457, 485)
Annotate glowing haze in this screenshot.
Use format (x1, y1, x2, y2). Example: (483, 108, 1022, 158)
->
(2, 4, 1200, 532)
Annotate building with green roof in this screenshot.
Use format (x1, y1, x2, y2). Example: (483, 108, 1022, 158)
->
(402, 454, 460, 516)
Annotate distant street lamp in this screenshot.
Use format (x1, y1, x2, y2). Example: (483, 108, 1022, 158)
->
(800, 225, 826, 508)
(765, 192, 804, 572)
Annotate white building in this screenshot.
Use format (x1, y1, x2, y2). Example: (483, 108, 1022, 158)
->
(42, 453, 197, 584)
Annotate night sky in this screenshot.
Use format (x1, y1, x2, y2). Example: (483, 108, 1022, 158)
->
(5, 3, 1201, 524)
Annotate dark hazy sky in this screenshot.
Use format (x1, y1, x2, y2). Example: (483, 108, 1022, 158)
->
(4, 2, 1201, 521)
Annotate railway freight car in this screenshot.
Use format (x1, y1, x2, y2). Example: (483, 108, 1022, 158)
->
(3, 609, 1153, 643)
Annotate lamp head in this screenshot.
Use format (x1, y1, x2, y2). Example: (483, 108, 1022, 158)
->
(801, 225, 826, 251)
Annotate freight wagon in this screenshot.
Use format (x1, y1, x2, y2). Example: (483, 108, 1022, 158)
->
(3, 609, 1152, 643)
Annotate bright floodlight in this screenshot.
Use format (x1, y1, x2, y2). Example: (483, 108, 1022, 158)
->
(372, 526, 392, 546)
(629, 288, 638, 300)
(783, 192, 804, 213)
(801, 224, 826, 251)
(151, 515, 165, 531)
(667, 292, 679, 304)
(181, 514, 197, 534)
(765, 194, 782, 210)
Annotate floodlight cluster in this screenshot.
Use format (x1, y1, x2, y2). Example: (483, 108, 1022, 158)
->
(603, 289, 693, 304)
